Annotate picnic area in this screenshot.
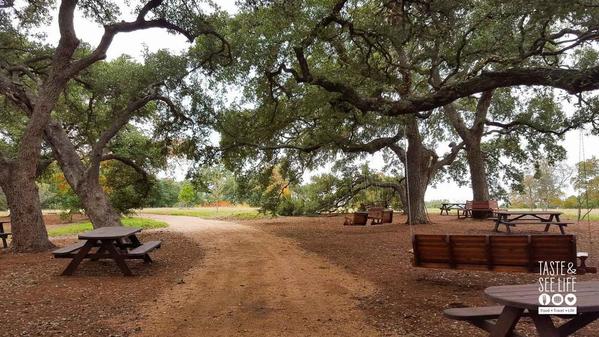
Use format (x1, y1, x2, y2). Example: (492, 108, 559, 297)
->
(1, 1, 599, 337)
(1, 212, 598, 336)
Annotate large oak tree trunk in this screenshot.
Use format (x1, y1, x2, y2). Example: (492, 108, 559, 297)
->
(466, 141, 490, 201)
(0, 168, 53, 252)
(404, 118, 431, 224)
(45, 122, 123, 228)
(77, 178, 122, 228)
(0, 82, 67, 252)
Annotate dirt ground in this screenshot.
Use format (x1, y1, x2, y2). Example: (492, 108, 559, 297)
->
(131, 215, 382, 337)
(1, 212, 598, 337)
(243, 213, 599, 337)
(0, 230, 203, 337)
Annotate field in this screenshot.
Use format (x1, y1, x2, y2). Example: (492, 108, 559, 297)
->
(140, 206, 267, 220)
(47, 217, 167, 237)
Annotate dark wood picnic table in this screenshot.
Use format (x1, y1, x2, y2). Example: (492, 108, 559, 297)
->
(440, 203, 466, 215)
(483, 281, 599, 336)
(493, 210, 570, 234)
(53, 226, 161, 276)
(0, 219, 11, 248)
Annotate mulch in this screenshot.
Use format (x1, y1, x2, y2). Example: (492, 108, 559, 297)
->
(243, 213, 599, 337)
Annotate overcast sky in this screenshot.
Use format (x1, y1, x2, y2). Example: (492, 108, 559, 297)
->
(42, 0, 599, 201)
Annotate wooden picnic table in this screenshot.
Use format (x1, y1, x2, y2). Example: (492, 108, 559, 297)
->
(53, 226, 161, 276)
(440, 203, 466, 215)
(493, 210, 570, 234)
(483, 281, 599, 336)
(0, 220, 11, 248)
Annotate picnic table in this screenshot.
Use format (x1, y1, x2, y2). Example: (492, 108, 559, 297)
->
(493, 210, 571, 234)
(0, 219, 11, 248)
(445, 281, 599, 336)
(440, 203, 466, 215)
(52, 226, 161, 276)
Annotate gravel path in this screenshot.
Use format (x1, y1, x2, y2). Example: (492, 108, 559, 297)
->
(133, 214, 381, 337)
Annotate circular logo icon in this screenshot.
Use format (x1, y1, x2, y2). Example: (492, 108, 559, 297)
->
(552, 294, 564, 306)
(539, 293, 551, 305)
(565, 293, 577, 306)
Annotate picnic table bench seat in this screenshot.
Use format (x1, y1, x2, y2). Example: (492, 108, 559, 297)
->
(495, 221, 573, 234)
(52, 242, 87, 257)
(444, 306, 530, 321)
(127, 240, 161, 257)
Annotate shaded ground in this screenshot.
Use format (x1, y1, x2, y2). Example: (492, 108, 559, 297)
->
(0, 230, 203, 337)
(243, 213, 599, 337)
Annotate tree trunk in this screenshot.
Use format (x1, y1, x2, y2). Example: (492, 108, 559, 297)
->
(76, 177, 122, 228)
(0, 169, 53, 252)
(466, 140, 490, 201)
(44, 122, 123, 228)
(397, 182, 409, 214)
(403, 117, 431, 224)
(0, 79, 67, 252)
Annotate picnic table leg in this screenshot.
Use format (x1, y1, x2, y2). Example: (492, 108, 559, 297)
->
(489, 306, 524, 337)
(557, 312, 599, 336)
(101, 240, 133, 276)
(62, 240, 95, 276)
(558, 225, 566, 235)
(494, 220, 501, 232)
(91, 245, 106, 261)
(530, 314, 560, 337)
(0, 223, 7, 248)
(128, 234, 142, 248)
(544, 223, 551, 232)
(143, 254, 153, 264)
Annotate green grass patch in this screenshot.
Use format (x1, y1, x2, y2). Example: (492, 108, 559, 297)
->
(47, 217, 168, 237)
(142, 207, 269, 220)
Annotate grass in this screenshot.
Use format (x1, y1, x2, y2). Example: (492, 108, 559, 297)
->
(47, 217, 168, 237)
(141, 206, 269, 220)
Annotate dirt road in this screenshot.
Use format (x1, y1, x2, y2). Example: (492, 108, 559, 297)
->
(133, 214, 382, 337)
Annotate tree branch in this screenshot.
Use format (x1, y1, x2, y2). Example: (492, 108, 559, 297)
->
(100, 153, 149, 183)
(65, 0, 213, 78)
(89, 92, 160, 169)
(434, 141, 466, 170)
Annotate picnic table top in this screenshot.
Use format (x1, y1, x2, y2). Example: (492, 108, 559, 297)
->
(78, 226, 141, 240)
(485, 281, 599, 312)
(441, 202, 466, 205)
(495, 210, 562, 215)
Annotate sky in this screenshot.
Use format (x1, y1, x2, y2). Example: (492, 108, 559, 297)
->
(40, 0, 599, 202)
